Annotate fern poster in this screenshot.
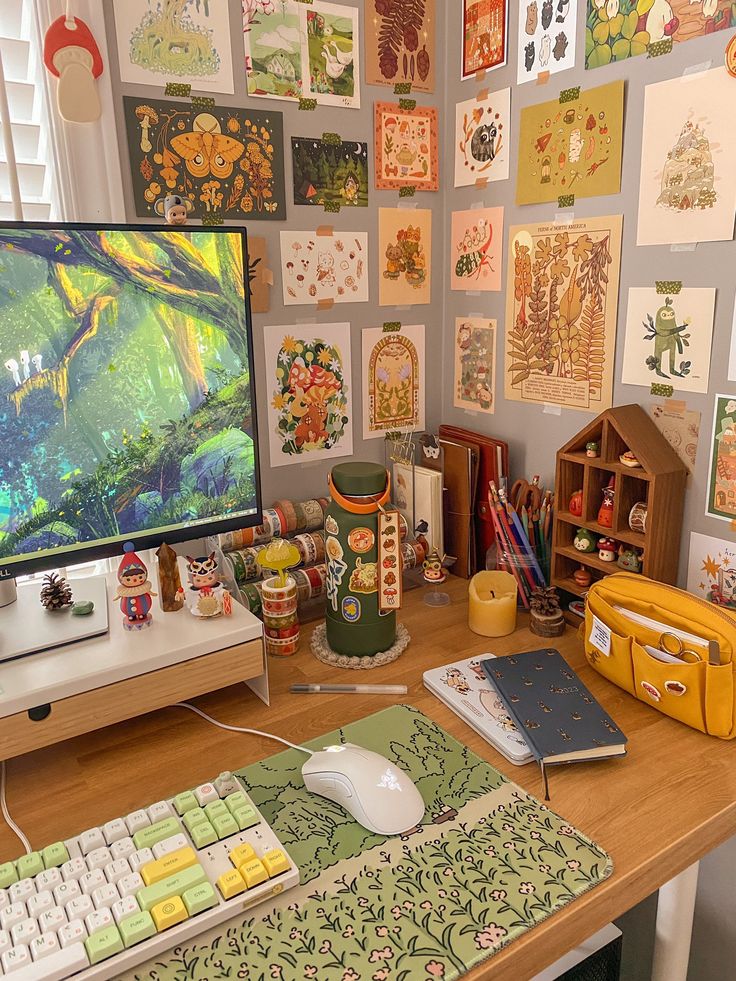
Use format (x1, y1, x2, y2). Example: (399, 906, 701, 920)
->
(504, 216, 623, 411)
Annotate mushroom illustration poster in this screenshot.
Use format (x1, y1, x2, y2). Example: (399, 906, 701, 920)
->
(280, 232, 369, 306)
(365, 0, 435, 93)
(648, 401, 701, 474)
(687, 532, 736, 610)
(362, 325, 426, 439)
(454, 87, 511, 187)
(123, 97, 285, 221)
(378, 208, 432, 307)
(706, 394, 736, 523)
(637, 68, 736, 246)
(461, 0, 508, 78)
(291, 138, 368, 208)
(515, 80, 624, 206)
(454, 317, 497, 414)
(450, 207, 503, 292)
(113, 0, 235, 93)
(517, 0, 578, 85)
(374, 102, 439, 192)
(621, 288, 716, 395)
(504, 216, 623, 411)
(264, 323, 353, 467)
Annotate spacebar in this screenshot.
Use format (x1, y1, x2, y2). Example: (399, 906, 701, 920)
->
(8, 943, 89, 980)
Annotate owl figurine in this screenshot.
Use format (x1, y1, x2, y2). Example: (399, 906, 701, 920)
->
(184, 552, 232, 618)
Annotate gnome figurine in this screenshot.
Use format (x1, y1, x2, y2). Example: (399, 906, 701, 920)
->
(114, 542, 156, 630)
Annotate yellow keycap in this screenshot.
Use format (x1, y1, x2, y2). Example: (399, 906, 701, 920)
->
(240, 859, 268, 888)
(141, 847, 198, 887)
(217, 868, 246, 900)
(229, 843, 255, 869)
(262, 849, 290, 878)
(151, 895, 188, 932)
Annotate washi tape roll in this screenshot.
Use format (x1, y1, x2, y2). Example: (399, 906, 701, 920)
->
(239, 583, 262, 618)
(293, 532, 324, 566)
(273, 499, 298, 534)
(270, 506, 287, 538)
(261, 575, 299, 656)
(318, 497, 330, 515)
(301, 498, 325, 531)
(218, 529, 245, 552)
(292, 501, 308, 533)
(399, 513, 409, 541)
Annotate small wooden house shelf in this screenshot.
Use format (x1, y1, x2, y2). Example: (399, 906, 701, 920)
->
(552, 404, 687, 599)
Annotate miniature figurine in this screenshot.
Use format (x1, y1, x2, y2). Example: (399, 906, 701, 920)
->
(598, 537, 617, 562)
(617, 547, 642, 573)
(156, 541, 185, 612)
(569, 488, 583, 517)
(619, 450, 641, 469)
(573, 527, 598, 553)
(573, 566, 592, 588)
(154, 193, 193, 226)
(114, 542, 156, 630)
(423, 547, 447, 585)
(586, 440, 599, 458)
(185, 553, 232, 618)
(597, 476, 615, 528)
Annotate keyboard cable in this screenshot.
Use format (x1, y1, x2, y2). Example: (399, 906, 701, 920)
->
(172, 702, 315, 755)
(0, 760, 32, 855)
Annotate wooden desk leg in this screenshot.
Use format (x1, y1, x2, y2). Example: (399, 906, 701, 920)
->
(651, 861, 700, 981)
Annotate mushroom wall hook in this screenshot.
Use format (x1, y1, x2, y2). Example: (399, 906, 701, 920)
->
(43, 14, 103, 123)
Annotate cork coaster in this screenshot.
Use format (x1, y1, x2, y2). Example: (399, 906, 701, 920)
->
(310, 622, 411, 669)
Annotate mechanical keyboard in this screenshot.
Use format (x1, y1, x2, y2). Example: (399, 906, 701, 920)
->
(0, 771, 299, 979)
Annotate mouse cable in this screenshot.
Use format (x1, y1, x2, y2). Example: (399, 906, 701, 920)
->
(172, 702, 315, 756)
(0, 760, 32, 855)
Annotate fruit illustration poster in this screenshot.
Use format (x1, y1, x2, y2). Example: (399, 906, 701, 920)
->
(454, 88, 511, 187)
(362, 325, 426, 439)
(687, 532, 736, 609)
(123, 97, 285, 221)
(374, 102, 439, 192)
(264, 323, 353, 467)
(365, 0, 435, 93)
(113, 0, 234, 93)
(621, 288, 716, 395)
(454, 317, 497, 414)
(461, 0, 508, 78)
(517, 0, 577, 85)
(504, 216, 623, 411)
(378, 208, 432, 306)
(450, 207, 503, 292)
(706, 394, 736, 523)
(637, 68, 736, 246)
(291, 138, 369, 208)
(280, 232, 369, 306)
(515, 80, 624, 205)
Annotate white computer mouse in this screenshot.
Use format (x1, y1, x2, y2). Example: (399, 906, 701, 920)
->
(301, 742, 425, 836)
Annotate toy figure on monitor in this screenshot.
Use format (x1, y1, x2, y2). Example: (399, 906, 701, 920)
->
(154, 193, 193, 225)
(185, 553, 232, 618)
(114, 542, 156, 630)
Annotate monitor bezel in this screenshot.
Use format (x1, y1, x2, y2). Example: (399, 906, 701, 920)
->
(0, 221, 263, 580)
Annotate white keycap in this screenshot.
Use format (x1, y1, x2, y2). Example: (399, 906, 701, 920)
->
(63, 839, 82, 860)
(91, 883, 119, 910)
(30, 930, 60, 961)
(84, 908, 113, 934)
(102, 818, 128, 845)
(117, 872, 143, 899)
(104, 860, 130, 886)
(215, 771, 240, 797)
(52, 881, 80, 907)
(147, 800, 173, 823)
(110, 837, 135, 862)
(0, 903, 27, 931)
(125, 810, 150, 835)
(79, 869, 105, 896)
(58, 919, 86, 949)
(129, 848, 154, 874)
(111, 895, 139, 925)
(65, 896, 93, 923)
(11, 918, 40, 946)
(38, 906, 66, 934)
(194, 783, 218, 806)
(26, 891, 53, 919)
(60, 857, 86, 882)
(0, 889, 7, 909)
(5, 940, 89, 979)
(85, 846, 112, 872)
(34, 869, 62, 894)
(9, 880, 35, 904)
(152, 833, 189, 859)
(78, 828, 105, 855)
(2, 943, 30, 973)
(0, 928, 10, 956)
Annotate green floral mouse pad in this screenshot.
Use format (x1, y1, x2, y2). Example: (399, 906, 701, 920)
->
(122, 705, 611, 981)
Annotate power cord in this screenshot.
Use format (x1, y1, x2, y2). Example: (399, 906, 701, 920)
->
(172, 702, 315, 756)
(0, 760, 32, 855)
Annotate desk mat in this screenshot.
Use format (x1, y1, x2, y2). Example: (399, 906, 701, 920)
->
(122, 705, 611, 981)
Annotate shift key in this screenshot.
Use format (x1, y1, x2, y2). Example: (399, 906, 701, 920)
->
(136, 864, 207, 912)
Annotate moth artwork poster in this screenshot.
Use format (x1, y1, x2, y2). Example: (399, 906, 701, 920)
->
(622, 288, 716, 395)
(280, 232, 369, 306)
(374, 102, 439, 192)
(365, 0, 435, 93)
(450, 207, 503, 292)
(454, 87, 511, 188)
(264, 323, 353, 468)
(123, 97, 285, 221)
(504, 216, 623, 411)
(517, 0, 578, 85)
(637, 67, 736, 246)
(706, 394, 736, 523)
(378, 207, 432, 307)
(454, 317, 497, 414)
(362, 325, 426, 439)
(462, 0, 509, 79)
(687, 532, 736, 610)
(291, 138, 368, 208)
(516, 80, 624, 205)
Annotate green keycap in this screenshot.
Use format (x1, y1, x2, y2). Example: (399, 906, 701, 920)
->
(136, 864, 206, 912)
(85, 924, 124, 964)
(183, 881, 218, 916)
(182, 808, 209, 833)
(132, 816, 180, 850)
(173, 791, 198, 816)
(224, 791, 248, 813)
(204, 800, 228, 822)
(212, 813, 238, 840)
(233, 804, 259, 830)
(0, 862, 18, 888)
(120, 910, 156, 948)
(189, 821, 217, 849)
(42, 842, 69, 869)
(16, 852, 44, 878)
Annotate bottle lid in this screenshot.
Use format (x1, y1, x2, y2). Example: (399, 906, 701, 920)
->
(331, 462, 387, 497)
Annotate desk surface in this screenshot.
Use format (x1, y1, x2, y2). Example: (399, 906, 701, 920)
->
(1, 578, 734, 980)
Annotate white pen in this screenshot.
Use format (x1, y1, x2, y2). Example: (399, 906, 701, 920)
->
(290, 684, 408, 695)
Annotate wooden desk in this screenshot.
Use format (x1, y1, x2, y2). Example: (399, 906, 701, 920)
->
(1, 577, 734, 980)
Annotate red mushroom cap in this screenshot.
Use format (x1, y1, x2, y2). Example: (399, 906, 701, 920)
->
(44, 16, 104, 79)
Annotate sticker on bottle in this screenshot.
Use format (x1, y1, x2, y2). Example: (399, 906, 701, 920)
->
(348, 527, 374, 554)
(589, 615, 611, 657)
(342, 596, 361, 622)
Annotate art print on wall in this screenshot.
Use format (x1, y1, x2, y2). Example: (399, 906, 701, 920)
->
(454, 317, 496, 413)
(622, 288, 715, 395)
(280, 232, 369, 306)
(648, 401, 701, 473)
(365, 0, 435, 93)
(291, 138, 368, 208)
(637, 68, 736, 246)
(362, 325, 426, 439)
(706, 394, 736, 523)
(454, 88, 511, 187)
(247, 236, 272, 314)
(729, 300, 736, 382)
(378, 208, 432, 307)
(504, 216, 623, 411)
(450, 207, 503, 292)
(517, 0, 577, 85)
(264, 323, 353, 467)
(113, 0, 235, 93)
(687, 532, 736, 610)
(462, 0, 508, 79)
(123, 97, 285, 221)
(374, 102, 439, 192)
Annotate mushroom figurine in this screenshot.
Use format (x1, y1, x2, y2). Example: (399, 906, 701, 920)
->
(43, 15, 103, 123)
(135, 105, 159, 153)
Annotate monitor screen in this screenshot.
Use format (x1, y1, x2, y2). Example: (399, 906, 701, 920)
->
(0, 223, 261, 577)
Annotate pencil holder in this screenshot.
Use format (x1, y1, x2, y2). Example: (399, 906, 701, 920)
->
(262, 575, 300, 657)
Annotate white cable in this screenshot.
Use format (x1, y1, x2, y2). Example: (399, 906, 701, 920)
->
(0, 761, 32, 856)
(172, 703, 314, 756)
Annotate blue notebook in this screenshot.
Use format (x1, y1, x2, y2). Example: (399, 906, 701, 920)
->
(481, 648, 627, 798)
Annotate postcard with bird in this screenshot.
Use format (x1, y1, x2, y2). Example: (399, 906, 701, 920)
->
(451, 207, 504, 291)
(280, 232, 369, 306)
(454, 88, 511, 188)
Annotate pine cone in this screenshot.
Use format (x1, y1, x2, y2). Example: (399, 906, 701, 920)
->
(417, 45, 431, 81)
(39, 572, 73, 611)
(379, 49, 398, 79)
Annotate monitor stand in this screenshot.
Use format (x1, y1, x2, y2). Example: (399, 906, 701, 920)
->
(0, 574, 110, 664)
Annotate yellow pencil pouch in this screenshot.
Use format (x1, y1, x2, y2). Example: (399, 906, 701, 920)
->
(584, 573, 736, 739)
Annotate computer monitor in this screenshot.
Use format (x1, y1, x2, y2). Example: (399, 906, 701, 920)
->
(0, 222, 262, 582)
